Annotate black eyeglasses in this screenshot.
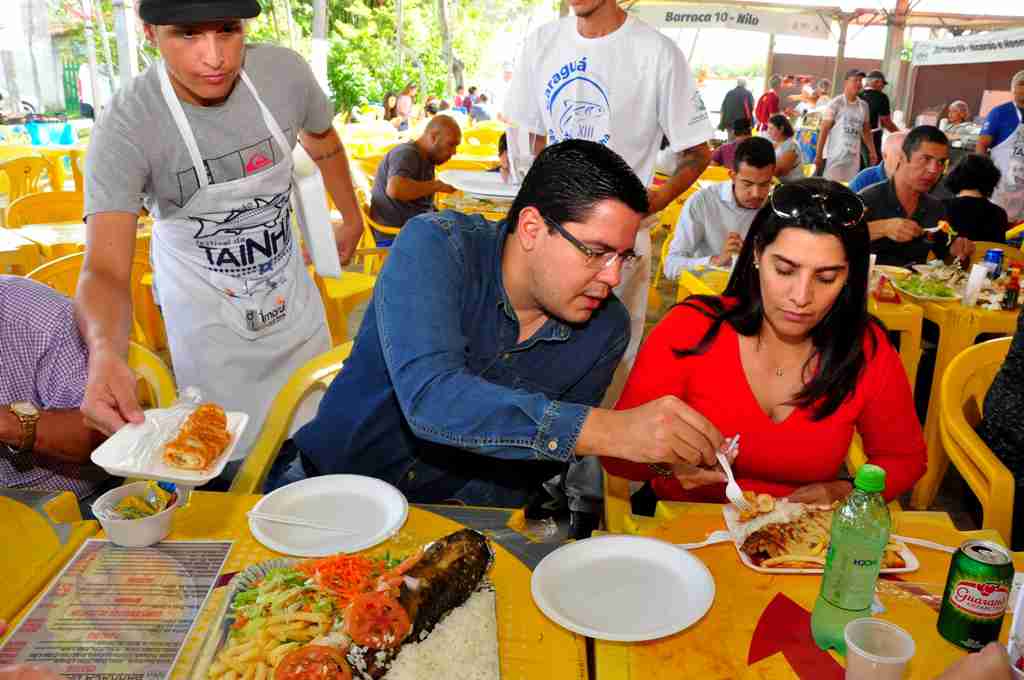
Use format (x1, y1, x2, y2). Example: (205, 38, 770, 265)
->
(768, 183, 866, 227)
(542, 217, 639, 271)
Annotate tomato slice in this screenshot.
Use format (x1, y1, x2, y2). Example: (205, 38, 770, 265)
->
(274, 645, 352, 680)
(345, 591, 412, 649)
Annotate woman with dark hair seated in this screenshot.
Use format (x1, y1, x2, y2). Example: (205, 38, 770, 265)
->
(766, 114, 805, 183)
(943, 153, 1009, 243)
(602, 178, 926, 505)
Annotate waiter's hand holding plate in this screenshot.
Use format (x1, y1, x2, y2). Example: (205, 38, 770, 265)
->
(82, 347, 146, 436)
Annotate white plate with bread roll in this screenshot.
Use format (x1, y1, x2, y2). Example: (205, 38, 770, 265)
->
(91, 403, 248, 486)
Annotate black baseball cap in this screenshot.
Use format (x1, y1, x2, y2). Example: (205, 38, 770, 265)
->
(139, 0, 261, 24)
(844, 68, 867, 80)
(866, 69, 888, 84)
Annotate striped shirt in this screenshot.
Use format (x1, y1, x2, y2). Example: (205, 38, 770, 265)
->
(0, 276, 106, 498)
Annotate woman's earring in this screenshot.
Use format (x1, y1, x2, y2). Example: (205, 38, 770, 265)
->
(754, 259, 760, 269)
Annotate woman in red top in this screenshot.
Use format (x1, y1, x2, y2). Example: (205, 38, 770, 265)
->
(603, 179, 926, 505)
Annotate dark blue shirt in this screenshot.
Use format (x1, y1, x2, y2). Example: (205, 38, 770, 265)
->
(295, 210, 630, 506)
(981, 102, 1024, 149)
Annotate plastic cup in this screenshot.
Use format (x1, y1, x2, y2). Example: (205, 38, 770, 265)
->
(844, 618, 915, 680)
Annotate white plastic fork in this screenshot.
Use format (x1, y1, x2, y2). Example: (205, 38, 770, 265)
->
(717, 435, 750, 512)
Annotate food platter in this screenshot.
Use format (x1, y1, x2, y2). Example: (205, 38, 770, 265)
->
(248, 475, 408, 556)
(90, 408, 248, 486)
(722, 503, 919, 575)
(891, 276, 962, 302)
(192, 530, 498, 680)
(437, 169, 519, 199)
(531, 535, 715, 641)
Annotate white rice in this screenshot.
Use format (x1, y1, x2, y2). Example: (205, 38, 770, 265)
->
(384, 589, 499, 680)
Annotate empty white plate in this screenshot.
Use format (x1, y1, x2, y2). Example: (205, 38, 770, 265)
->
(249, 474, 408, 557)
(438, 169, 519, 199)
(531, 535, 715, 641)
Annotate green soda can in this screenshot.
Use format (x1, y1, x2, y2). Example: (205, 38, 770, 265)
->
(937, 539, 1013, 650)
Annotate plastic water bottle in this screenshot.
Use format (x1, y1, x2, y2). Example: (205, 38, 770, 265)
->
(810, 464, 891, 653)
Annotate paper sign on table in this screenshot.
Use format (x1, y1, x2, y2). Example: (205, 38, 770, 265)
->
(0, 539, 231, 680)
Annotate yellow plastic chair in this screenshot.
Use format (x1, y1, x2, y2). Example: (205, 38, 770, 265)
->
(455, 143, 499, 158)
(462, 127, 503, 148)
(603, 470, 634, 534)
(230, 341, 353, 494)
(27, 251, 156, 349)
(127, 340, 176, 411)
(1006, 222, 1024, 241)
(0, 239, 40, 275)
(472, 119, 507, 133)
(971, 241, 1024, 268)
(697, 165, 731, 186)
(6, 191, 84, 228)
(0, 157, 50, 204)
(70, 149, 86, 193)
(939, 337, 1014, 543)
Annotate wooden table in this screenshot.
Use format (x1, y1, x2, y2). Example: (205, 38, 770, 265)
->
(595, 502, 1021, 679)
(0, 228, 41, 274)
(911, 300, 1020, 509)
(2, 492, 587, 680)
(677, 268, 925, 391)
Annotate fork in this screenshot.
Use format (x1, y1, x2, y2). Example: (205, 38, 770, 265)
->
(717, 435, 751, 512)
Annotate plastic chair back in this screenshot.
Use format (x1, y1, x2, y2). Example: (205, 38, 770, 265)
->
(230, 342, 354, 494)
(696, 165, 731, 187)
(463, 127, 503, 148)
(27, 251, 158, 349)
(0, 157, 49, 202)
(128, 341, 176, 407)
(939, 337, 1014, 542)
(6, 191, 84, 228)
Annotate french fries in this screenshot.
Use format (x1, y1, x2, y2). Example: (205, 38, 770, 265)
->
(208, 612, 329, 680)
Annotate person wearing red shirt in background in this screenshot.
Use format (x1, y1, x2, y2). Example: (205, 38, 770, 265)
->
(754, 74, 781, 132)
(602, 178, 926, 506)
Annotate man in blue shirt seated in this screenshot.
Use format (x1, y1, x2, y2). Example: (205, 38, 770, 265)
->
(849, 130, 906, 193)
(266, 140, 725, 535)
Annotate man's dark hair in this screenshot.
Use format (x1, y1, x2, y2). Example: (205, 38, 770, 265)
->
(468, 86, 477, 95)
(733, 136, 776, 171)
(902, 125, 949, 160)
(769, 74, 782, 89)
(732, 118, 752, 135)
(507, 139, 648, 232)
(768, 114, 794, 138)
(945, 153, 1002, 198)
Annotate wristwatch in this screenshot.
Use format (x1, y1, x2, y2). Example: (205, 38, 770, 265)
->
(7, 401, 40, 456)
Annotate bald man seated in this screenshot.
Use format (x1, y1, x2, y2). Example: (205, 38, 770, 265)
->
(369, 115, 462, 243)
(849, 130, 907, 193)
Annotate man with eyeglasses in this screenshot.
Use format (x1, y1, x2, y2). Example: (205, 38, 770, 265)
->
(861, 125, 974, 267)
(266, 141, 725, 531)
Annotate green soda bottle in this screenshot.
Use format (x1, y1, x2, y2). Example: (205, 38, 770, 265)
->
(810, 464, 891, 653)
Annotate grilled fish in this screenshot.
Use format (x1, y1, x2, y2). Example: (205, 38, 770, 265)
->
(347, 529, 494, 679)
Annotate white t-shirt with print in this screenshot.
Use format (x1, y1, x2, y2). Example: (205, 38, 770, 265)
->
(503, 14, 713, 186)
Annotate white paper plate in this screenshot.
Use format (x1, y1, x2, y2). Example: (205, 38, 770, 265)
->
(249, 474, 408, 557)
(90, 410, 248, 486)
(438, 169, 520, 199)
(531, 535, 714, 641)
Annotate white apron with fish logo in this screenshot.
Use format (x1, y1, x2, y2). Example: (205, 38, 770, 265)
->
(991, 106, 1024, 223)
(151, 64, 330, 459)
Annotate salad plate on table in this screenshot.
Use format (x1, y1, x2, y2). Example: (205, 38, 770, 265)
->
(892, 273, 962, 302)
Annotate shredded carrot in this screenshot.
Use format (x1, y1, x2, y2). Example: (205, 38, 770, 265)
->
(297, 554, 381, 607)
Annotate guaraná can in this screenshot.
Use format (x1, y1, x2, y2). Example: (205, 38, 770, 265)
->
(937, 539, 1014, 650)
(985, 248, 1005, 279)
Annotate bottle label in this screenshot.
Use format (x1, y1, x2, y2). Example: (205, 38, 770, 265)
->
(821, 543, 884, 611)
(950, 580, 1009, 619)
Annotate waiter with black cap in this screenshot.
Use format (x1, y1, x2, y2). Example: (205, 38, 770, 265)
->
(76, 0, 365, 481)
(859, 69, 900, 166)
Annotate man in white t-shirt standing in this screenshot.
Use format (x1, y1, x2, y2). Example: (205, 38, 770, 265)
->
(815, 69, 877, 182)
(503, 0, 713, 533)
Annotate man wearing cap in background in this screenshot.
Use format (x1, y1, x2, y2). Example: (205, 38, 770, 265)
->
(977, 70, 1024, 223)
(815, 69, 877, 183)
(859, 69, 900, 167)
(77, 0, 365, 483)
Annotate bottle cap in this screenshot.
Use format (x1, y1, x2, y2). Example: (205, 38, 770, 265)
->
(853, 464, 886, 493)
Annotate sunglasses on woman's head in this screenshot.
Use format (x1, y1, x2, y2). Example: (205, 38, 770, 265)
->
(768, 183, 866, 227)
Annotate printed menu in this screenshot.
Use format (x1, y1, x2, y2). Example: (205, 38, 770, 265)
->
(0, 540, 232, 680)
